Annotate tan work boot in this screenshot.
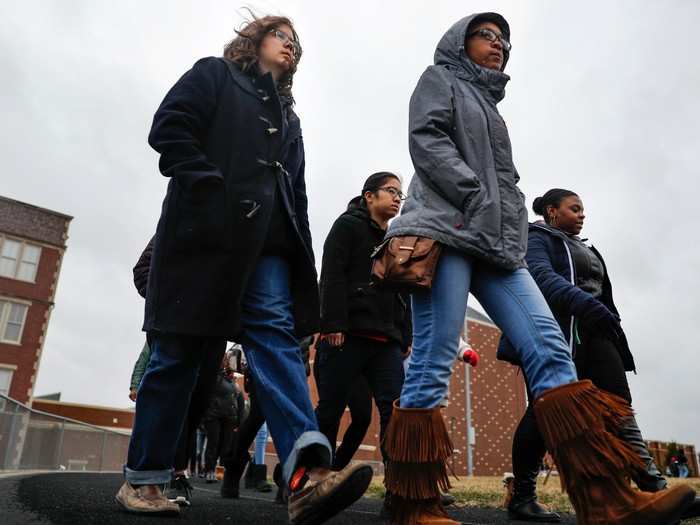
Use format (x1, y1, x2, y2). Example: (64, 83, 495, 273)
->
(383, 402, 460, 525)
(287, 462, 373, 525)
(534, 380, 696, 525)
(115, 481, 180, 515)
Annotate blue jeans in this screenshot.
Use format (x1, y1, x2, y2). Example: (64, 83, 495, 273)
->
(125, 334, 226, 484)
(254, 423, 268, 464)
(125, 256, 330, 485)
(238, 256, 331, 485)
(401, 250, 577, 408)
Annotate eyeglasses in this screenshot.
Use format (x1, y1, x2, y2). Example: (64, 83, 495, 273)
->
(269, 28, 300, 56)
(377, 187, 406, 201)
(468, 28, 512, 52)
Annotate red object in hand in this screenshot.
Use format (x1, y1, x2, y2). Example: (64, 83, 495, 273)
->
(460, 347, 480, 367)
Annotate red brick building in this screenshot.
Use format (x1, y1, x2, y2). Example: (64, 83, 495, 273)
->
(32, 396, 134, 432)
(0, 196, 72, 405)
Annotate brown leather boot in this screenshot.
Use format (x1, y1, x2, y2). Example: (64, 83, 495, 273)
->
(382, 401, 460, 525)
(534, 381, 696, 525)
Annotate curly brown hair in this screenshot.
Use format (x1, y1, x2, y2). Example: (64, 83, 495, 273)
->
(223, 12, 301, 101)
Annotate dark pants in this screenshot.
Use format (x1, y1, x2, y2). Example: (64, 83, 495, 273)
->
(512, 332, 633, 483)
(332, 377, 372, 470)
(174, 368, 221, 473)
(223, 380, 266, 474)
(314, 335, 404, 463)
(203, 418, 236, 472)
(125, 334, 226, 483)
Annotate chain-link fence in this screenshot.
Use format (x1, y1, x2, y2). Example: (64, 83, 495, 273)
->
(0, 394, 130, 472)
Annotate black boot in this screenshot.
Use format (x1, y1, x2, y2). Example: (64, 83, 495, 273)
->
(272, 463, 287, 504)
(221, 453, 250, 499)
(509, 404, 561, 522)
(379, 490, 393, 519)
(507, 471, 561, 523)
(244, 462, 257, 489)
(618, 416, 668, 492)
(253, 464, 272, 492)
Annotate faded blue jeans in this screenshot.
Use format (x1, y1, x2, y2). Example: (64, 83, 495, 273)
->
(125, 256, 330, 486)
(254, 423, 268, 464)
(401, 249, 577, 408)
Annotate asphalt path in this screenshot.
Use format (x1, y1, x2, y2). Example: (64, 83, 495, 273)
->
(0, 472, 577, 525)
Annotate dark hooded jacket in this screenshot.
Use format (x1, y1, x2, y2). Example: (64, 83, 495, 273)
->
(497, 222, 635, 371)
(320, 198, 411, 348)
(387, 13, 528, 270)
(142, 57, 319, 339)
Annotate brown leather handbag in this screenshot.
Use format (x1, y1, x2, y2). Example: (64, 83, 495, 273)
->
(370, 235, 442, 292)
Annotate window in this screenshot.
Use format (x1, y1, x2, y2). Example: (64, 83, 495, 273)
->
(0, 237, 42, 282)
(0, 301, 29, 344)
(0, 368, 13, 397)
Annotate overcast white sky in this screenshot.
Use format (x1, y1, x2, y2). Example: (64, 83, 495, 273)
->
(2, 1, 699, 449)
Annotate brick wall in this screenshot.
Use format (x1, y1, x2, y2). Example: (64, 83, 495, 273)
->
(0, 196, 71, 247)
(0, 195, 72, 404)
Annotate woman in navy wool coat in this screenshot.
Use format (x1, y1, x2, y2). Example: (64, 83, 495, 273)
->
(116, 15, 372, 524)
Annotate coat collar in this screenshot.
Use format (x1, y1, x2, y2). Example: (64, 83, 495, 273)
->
(221, 58, 302, 155)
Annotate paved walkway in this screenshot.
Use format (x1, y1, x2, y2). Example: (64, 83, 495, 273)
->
(0, 471, 577, 524)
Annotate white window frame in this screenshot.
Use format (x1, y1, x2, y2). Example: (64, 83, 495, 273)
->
(0, 235, 42, 283)
(0, 365, 16, 397)
(0, 298, 30, 345)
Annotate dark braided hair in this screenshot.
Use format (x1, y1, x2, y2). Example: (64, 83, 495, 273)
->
(532, 188, 578, 224)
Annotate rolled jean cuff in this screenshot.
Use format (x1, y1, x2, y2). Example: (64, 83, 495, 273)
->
(123, 465, 173, 485)
(283, 431, 332, 486)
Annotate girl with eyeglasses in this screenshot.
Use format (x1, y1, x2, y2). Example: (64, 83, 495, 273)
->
(117, 13, 373, 523)
(382, 12, 695, 525)
(316, 172, 412, 515)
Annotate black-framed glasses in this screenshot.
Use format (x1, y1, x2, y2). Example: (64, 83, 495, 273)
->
(269, 28, 300, 56)
(468, 28, 511, 52)
(377, 187, 406, 201)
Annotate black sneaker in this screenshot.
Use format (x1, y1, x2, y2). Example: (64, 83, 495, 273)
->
(167, 475, 193, 507)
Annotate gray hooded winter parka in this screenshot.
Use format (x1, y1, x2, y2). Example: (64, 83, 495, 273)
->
(388, 13, 528, 270)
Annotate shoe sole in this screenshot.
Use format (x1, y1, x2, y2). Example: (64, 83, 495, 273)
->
(115, 495, 180, 516)
(290, 465, 373, 525)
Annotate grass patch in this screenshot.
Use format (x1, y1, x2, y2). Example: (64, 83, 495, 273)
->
(369, 475, 700, 523)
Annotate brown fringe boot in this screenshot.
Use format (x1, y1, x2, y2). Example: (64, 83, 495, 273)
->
(382, 401, 459, 525)
(534, 380, 696, 525)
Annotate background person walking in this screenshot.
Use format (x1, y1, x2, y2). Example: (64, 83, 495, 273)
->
(315, 172, 411, 498)
(501, 189, 700, 521)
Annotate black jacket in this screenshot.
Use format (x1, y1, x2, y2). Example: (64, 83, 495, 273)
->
(497, 222, 635, 372)
(143, 57, 319, 339)
(320, 199, 411, 347)
(203, 371, 245, 425)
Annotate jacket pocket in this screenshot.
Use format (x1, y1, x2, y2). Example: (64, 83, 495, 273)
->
(174, 182, 228, 251)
